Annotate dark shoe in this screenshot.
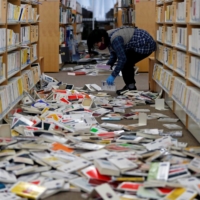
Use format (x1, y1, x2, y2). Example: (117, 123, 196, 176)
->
(116, 85, 137, 95)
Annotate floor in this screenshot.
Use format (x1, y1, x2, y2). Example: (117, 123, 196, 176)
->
(45, 69, 199, 200)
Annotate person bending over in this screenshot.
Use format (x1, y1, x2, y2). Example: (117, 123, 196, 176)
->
(87, 26, 156, 95)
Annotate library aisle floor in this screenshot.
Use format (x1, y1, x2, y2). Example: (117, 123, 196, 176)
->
(45, 69, 200, 200)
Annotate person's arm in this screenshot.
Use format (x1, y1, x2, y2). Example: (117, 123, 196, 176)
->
(110, 36, 127, 78)
(106, 51, 117, 67)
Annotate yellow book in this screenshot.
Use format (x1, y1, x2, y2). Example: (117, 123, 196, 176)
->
(0, 95, 2, 114)
(14, 5, 20, 21)
(7, 29, 10, 46)
(17, 78, 23, 95)
(165, 188, 197, 200)
(9, 29, 13, 46)
(23, 49, 27, 65)
(168, 49, 172, 65)
(166, 6, 170, 21)
(21, 49, 24, 65)
(10, 181, 46, 200)
(21, 5, 28, 21)
(11, 129, 19, 136)
(33, 8, 37, 22)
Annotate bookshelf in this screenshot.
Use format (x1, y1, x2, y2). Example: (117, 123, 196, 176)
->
(114, 2, 135, 28)
(0, 0, 41, 120)
(73, 1, 82, 44)
(39, 0, 72, 72)
(153, 0, 200, 142)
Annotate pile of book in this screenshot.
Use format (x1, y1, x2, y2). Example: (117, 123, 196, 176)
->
(1, 73, 200, 200)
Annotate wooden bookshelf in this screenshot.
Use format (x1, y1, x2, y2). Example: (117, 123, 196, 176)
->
(0, 0, 42, 120)
(153, 0, 200, 142)
(39, 0, 72, 72)
(135, 0, 155, 72)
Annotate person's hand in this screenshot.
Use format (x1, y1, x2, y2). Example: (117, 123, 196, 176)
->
(85, 54, 90, 58)
(106, 75, 115, 85)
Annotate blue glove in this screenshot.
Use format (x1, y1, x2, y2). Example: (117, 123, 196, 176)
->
(106, 75, 115, 85)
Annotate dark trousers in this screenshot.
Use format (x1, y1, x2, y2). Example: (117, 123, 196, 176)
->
(122, 49, 151, 85)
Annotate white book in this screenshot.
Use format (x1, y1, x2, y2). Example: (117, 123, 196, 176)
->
(80, 149, 113, 161)
(94, 159, 120, 176)
(57, 158, 91, 173)
(13, 166, 36, 175)
(0, 169, 17, 183)
(108, 157, 138, 173)
(42, 179, 65, 190)
(18, 173, 40, 182)
(69, 177, 94, 193)
(41, 170, 78, 181)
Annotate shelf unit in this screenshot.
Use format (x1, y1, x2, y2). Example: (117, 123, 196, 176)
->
(72, 1, 83, 44)
(153, 0, 200, 142)
(114, 2, 135, 28)
(39, 0, 72, 72)
(0, 0, 42, 120)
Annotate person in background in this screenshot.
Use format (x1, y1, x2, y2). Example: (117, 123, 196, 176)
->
(86, 26, 156, 95)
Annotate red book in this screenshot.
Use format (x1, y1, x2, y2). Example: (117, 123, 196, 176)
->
(118, 182, 142, 192)
(82, 166, 112, 181)
(67, 71, 86, 76)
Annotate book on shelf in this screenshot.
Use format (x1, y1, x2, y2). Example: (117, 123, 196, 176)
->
(189, 28, 200, 54)
(21, 70, 34, 91)
(176, 0, 187, 22)
(30, 25, 39, 43)
(7, 3, 20, 22)
(7, 29, 19, 49)
(0, 0, 7, 24)
(121, 0, 133, 7)
(162, 47, 174, 68)
(31, 63, 41, 84)
(153, 63, 173, 92)
(157, 26, 164, 42)
(21, 48, 29, 68)
(166, 26, 175, 45)
(189, 56, 200, 84)
(122, 8, 135, 24)
(156, 43, 163, 62)
(176, 27, 187, 49)
(76, 23, 83, 33)
(75, 33, 82, 43)
(76, 14, 82, 23)
(60, 0, 71, 7)
(21, 26, 30, 45)
(0, 28, 6, 52)
(7, 51, 20, 76)
(165, 4, 174, 22)
(76, 2, 82, 14)
(7, 4, 37, 23)
(156, 6, 164, 22)
(30, 43, 37, 62)
(157, 0, 163, 4)
(174, 50, 186, 75)
(59, 7, 71, 24)
(171, 76, 200, 123)
(0, 56, 5, 82)
(60, 27, 65, 44)
(7, 76, 23, 107)
(191, 0, 200, 22)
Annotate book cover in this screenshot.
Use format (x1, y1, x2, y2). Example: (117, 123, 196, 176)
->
(10, 181, 47, 200)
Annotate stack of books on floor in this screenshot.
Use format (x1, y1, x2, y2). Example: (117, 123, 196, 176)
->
(0, 73, 200, 200)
